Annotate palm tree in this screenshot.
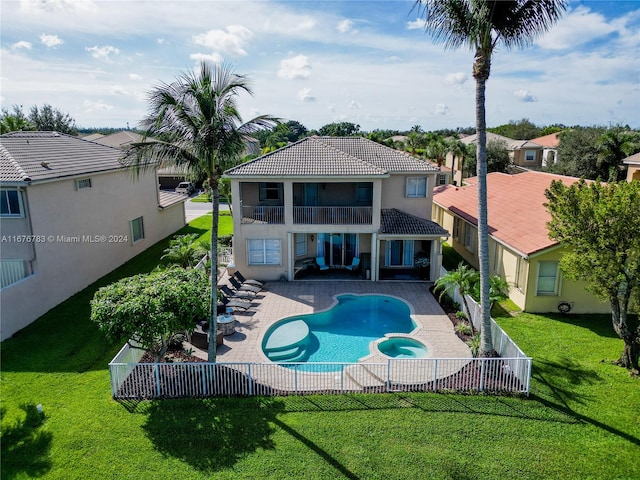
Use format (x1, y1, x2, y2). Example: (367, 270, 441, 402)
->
(446, 138, 475, 185)
(433, 262, 479, 331)
(417, 0, 566, 356)
(124, 62, 277, 361)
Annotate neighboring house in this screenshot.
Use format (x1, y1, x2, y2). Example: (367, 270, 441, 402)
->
(445, 132, 544, 186)
(0, 131, 186, 340)
(624, 151, 640, 182)
(531, 132, 561, 167)
(432, 171, 609, 314)
(224, 136, 449, 282)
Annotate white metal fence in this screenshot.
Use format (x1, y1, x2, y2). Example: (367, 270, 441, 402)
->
(438, 266, 531, 384)
(109, 343, 531, 399)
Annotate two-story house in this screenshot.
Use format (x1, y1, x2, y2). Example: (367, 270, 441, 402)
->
(445, 132, 545, 186)
(0, 131, 186, 340)
(224, 136, 449, 282)
(432, 171, 609, 314)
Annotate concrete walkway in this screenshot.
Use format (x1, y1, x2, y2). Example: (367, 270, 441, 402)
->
(195, 280, 471, 364)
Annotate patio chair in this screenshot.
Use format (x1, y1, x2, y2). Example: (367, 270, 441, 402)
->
(219, 294, 252, 311)
(345, 257, 360, 272)
(220, 284, 255, 300)
(315, 256, 329, 271)
(234, 271, 264, 287)
(229, 276, 262, 294)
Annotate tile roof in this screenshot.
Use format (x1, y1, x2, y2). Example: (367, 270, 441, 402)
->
(623, 151, 640, 165)
(461, 132, 543, 151)
(380, 208, 449, 236)
(530, 132, 561, 148)
(225, 136, 439, 177)
(0, 131, 126, 183)
(433, 171, 584, 256)
(158, 190, 187, 209)
(91, 131, 144, 149)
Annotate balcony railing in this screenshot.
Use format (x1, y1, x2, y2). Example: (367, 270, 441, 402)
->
(241, 206, 284, 224)
(241, 206, 373, 225)
(293, 206, 372, 225)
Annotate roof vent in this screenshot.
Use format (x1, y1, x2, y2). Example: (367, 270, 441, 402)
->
(40, 161, 51, 169)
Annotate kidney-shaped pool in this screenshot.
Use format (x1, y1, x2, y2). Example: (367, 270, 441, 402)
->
(261, 294, 420, 371)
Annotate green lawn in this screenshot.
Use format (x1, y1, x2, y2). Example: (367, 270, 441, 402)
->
(1, 220, 638, 479)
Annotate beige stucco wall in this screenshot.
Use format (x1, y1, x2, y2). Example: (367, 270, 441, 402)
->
(231, 174, 440, 282)
(511, 148, 543, 168)
(0, 169, 185, 340)
(380, 173, 435, 218)
(434, 206, 609, 315)
(524, 249, 609, 314)
(626, 164, 640, 182)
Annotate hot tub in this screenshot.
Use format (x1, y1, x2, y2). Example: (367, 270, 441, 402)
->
(377, 337, 428, 359)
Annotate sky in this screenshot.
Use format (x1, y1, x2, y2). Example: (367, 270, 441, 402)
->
(1, 0, 639, 132)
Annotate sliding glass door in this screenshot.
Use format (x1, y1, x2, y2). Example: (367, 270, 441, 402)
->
(317, 233, 358, 267)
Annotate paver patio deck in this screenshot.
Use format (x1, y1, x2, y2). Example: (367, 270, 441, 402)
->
(194, 280, 471, 365)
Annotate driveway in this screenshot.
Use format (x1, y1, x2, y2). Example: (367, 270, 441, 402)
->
(184, 194, 229, 222)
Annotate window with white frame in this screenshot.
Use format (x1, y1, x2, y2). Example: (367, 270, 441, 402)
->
(0, 189, 24, 217)
(453, 217, 461, 242)
(463, 223, 476, 253)
(248, 239, 281, 265)
(524, 150, 536, 162)
(406, 177, 427, 198)
(75, 178, 92, 190)
(295, 233, 307, 257)
(536, 261, 559, 295)
(437, 174, 447, 185)
(130, 216, 145, 243)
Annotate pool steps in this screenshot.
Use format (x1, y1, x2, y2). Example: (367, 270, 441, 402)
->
(263, 319, 311, 362)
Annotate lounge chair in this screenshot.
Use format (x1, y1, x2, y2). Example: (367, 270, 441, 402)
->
(229, 276, 262, 293)
(345, 257, 360, 272)
(219, 294, 252, 311)
(316, 256, 329, 271)
(234, 271, 264, 287)
(220, 284, 255, 300)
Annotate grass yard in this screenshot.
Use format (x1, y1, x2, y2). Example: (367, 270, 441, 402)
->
(1, 218, 639, 479)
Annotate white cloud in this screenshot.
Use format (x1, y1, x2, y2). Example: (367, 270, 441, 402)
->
(406, 19, 426, 30)
(433, 103, 449, 115)
(514, 89, 537, 103)
(110, 85, 127, 95)
(156, 38, 165, 45)
(12, 41, 32, 50)
(22, 0, 96, 14)
(83, 99, 113, 112)
(192, 25, 253, 56)
(85, 45, 120, 60)
(337, 19, 354, 33)
(297, 88, 315, 102)
(190, 52, 223, 64)
(278, 55, 311, 79)
(386, 56, 401, 62)
(537, 6, 617, 50)
(348, 100, 361, 110)
(445, 72, 467, 86)
(40, 34, 63, 47)
(129, 73, 142, 81)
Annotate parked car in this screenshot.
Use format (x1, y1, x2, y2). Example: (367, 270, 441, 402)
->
(175, 182, 195, 195)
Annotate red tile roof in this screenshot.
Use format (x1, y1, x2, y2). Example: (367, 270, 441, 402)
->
(433, 171, 583, 256)
(530, 132, 561, 148)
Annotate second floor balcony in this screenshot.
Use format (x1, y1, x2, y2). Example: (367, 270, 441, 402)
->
(241, 205, 373, 225)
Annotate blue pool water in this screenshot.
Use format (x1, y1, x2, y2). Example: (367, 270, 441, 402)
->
(261, 294, 417, 371)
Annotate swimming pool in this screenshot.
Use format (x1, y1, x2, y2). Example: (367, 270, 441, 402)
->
(261, 294, 418, 370)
